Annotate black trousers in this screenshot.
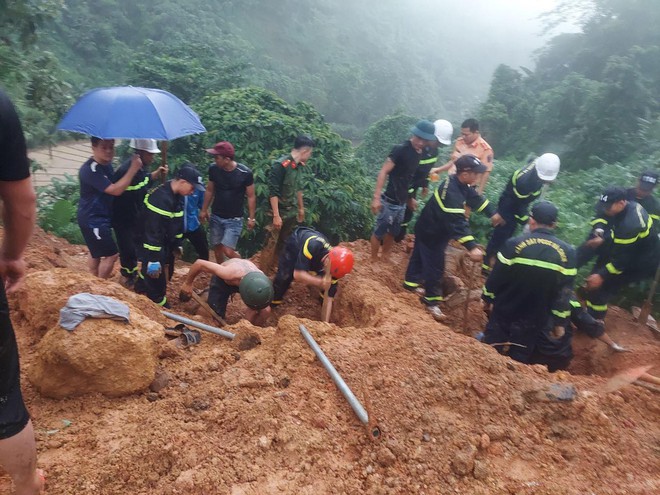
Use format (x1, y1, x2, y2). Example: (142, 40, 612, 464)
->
(114, 222, 139, 279)
(207, 276, 239, 318)
(184, 226, 209, 261)
(0, 281, 29, 439)
(404, 237, 447, 306)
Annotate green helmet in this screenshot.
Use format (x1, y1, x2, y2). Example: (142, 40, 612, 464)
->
(239, 272, 274, 310)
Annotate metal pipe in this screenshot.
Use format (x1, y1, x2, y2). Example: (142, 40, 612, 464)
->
(299, 324, 368, 425)
(162, 311, 235, 340)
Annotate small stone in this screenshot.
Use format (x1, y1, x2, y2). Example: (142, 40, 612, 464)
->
(149, 369, 170, 393)
(471, 381, 488, 398)
(451, 445, 477, 476)
(146, 392, 159, 402)
(479, 433, 491, 450)
(376, 446, 397, 468)
(473, 460, 489, 480)
(258, 436, 271, 449)
(422, 432, 432, 442)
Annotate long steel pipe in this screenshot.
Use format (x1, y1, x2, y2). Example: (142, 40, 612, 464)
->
(162, 311, 235, 340)
(299, 324, 369, 425)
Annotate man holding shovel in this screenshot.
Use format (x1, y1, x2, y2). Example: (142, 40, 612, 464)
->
(179, 258, 273, 326)
(271, 227, 354, 320)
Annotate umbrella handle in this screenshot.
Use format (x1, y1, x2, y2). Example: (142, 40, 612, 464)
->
(160, 141, 169, 183)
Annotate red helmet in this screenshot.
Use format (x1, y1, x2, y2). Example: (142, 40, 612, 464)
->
(328, 246, 354, 279)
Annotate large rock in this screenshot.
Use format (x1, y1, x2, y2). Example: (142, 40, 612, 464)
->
(28, 310, 163, 398)
(12, 269, 166, 338)
(13, 269, 167, 398)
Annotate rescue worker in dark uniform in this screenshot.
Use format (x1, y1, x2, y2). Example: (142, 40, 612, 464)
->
(482, 201, 577, 368)
(577, 170, 658, 268)
(627, 170, 659, 222)
(403, 154, 500, 321)
(112, 139, 167, 286)
(271, 227, 354, 307)
(484, 153, 561, 272)
(395, 119, 453, 243)
(584, 186, 660, 321)
(138, 164, 205, 307)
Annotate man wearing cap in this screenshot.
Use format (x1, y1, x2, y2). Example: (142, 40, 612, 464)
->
(583, 186, 659, 322)
(371, 120, 436, 262)
(179, 258, 272, 326)
(483, 153, 561, 273)
(138, 164, 205, 307)
(482, 201, 577, 368)
(430, 118, 494, 194)
(112, 139, 168, 286)
(200, 141, 256, 261)
(78, 137, 144, 279)
(404, 154, 498, 321)
(395, 119, 453, 243)
(627, 170, 659, 222)
(577, 170, 659, 269)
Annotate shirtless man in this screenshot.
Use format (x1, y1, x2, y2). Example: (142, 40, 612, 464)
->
(179, 258, 273, 326)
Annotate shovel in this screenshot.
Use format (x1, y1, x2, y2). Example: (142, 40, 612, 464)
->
(191, 291, 228, 326)
(321, 260, 333, 323)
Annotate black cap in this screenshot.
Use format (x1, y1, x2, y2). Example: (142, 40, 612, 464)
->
(596, 186, 627, 214)
(455, 154, 487, 173)
(639, 170, 658, 191)
(175, 164, 205, 191)
(530, 200, 558, 225)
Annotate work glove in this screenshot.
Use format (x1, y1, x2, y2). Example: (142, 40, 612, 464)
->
(147, 261, 162, 278)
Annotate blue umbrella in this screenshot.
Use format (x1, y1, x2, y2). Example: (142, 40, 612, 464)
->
(57, 86, 206, 140)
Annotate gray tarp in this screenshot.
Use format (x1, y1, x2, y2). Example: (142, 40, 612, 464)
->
(59, 293, 130, 331)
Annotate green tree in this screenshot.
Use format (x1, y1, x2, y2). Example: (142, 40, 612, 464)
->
(183, 87, 372, 254)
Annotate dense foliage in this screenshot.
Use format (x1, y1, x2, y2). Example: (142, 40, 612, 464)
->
(478, 0, 660, 170)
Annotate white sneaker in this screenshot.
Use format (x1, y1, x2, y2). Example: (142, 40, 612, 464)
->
(426, 305, 446, 322)
(415, 287, 426, 296)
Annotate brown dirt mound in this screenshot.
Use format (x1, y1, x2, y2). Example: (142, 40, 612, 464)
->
(1, 232, 658, 494)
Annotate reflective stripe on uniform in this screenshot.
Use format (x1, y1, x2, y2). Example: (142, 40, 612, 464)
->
(126, 176, 149, 191)
(606, 262, 623, 275)
(612, 217, 652, 245)
(419, 157, 438, 165)
(511, 165, 542, 200)
(458, 235, 475, 244)
(404, 280, 421, 288)
(514, 214, 529, 222)
(434, 187, 464, 214)
(144, 194, 184, 218)
(552, 309, 570, 318)
(303, 236, 319, 259)
(482, 287, 495, 298)
(143, 243, 162, 252)
(570, 300, 582, 308)
(586, 300, 607, 312)
(475, 198, 490, 213)
(496, 251, 577, 276)
(157, 296, 168, 306)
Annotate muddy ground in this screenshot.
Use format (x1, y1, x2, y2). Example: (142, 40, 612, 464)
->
(1, 229, 659, 494)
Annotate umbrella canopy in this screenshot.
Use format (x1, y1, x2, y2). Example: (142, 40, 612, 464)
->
(57, 86, 206, 140)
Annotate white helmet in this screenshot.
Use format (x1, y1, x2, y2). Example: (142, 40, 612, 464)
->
(433, 119, 453, 145)
(534, 153, 560, 181)
(129, 139, 160, 154)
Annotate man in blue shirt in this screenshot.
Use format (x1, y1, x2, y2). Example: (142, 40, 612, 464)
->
(77, 137, 143, 279)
